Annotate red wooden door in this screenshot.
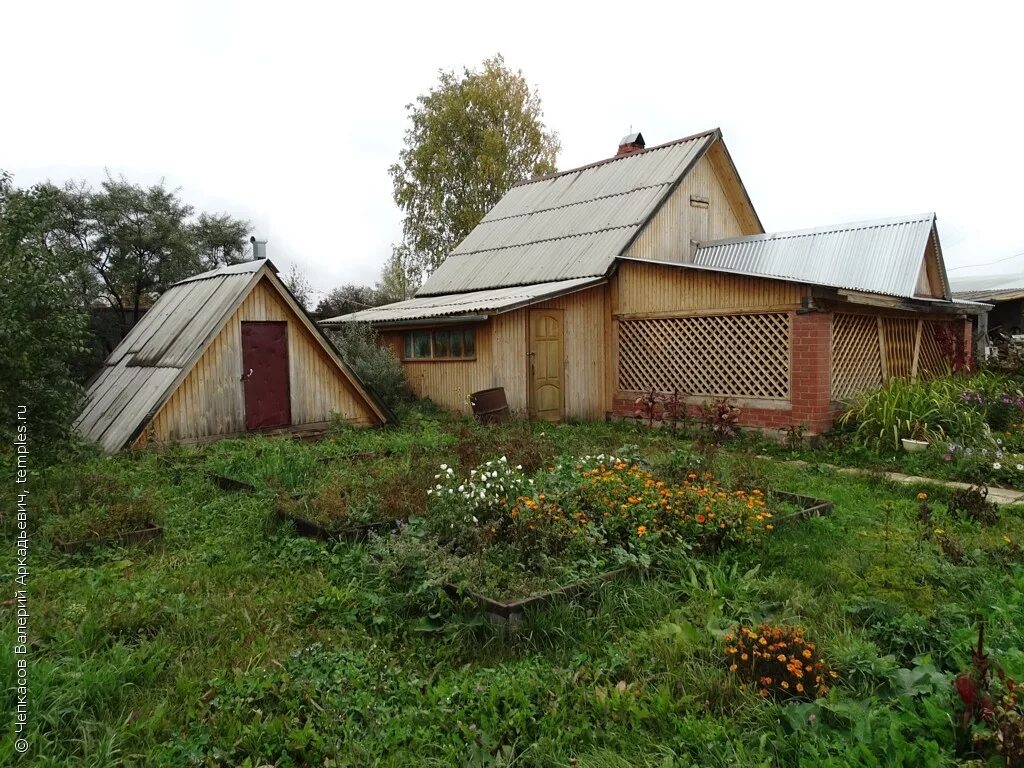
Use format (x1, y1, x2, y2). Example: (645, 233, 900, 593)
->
(241, 321, 291, 430)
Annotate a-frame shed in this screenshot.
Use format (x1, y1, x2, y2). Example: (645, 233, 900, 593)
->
(76, 259, 390, 452)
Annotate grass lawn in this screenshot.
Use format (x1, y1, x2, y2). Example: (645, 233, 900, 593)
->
(5, 409, 1024, 766)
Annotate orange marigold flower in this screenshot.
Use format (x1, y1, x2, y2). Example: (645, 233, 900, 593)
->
(695, 514, 706, 524)
(802, 649, 812, 659)
(729, 664, 738, 672)
(636, 525, 647, 536)
(795, 683, 804, 693)
(777, 654, 787, 662)
(780, 681, 789, 689)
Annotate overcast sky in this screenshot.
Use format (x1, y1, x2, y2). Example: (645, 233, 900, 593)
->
(4, 1, 1023, 300)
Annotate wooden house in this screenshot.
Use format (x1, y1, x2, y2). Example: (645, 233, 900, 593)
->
(77, 259, 391, 452)
(324, 128, 985, 433)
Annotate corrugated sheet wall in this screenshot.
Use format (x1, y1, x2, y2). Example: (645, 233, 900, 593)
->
(143, 278, 377, 444)
(614, 261, 807, 316)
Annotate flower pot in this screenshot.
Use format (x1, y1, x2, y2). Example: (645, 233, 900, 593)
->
(901, 438, 929, 453)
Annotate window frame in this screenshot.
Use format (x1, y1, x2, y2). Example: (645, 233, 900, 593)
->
(400, 326, 477, 362)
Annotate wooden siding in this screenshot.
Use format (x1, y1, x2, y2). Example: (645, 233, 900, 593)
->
(143, 277, 377, 444)
(623, 152, 760, 263)
(387, 285, 607, 420)
(614, 260, 807, 316)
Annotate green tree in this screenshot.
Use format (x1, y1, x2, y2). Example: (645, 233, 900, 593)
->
(389, 54, 559, 278)
(0, 171, 90, 455)
(376, 244, 419, 302)
(315, 283, 382, 320)
(49, 176, 252, 335)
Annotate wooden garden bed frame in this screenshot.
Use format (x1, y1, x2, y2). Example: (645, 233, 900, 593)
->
(54, 524, 163, 554)
(207, 473, 256, 493)
(274, 507, 401, 543)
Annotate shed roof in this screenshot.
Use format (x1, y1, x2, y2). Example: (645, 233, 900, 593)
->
(417, 128, 730, 296)
(951, 274, 1024, 302)
(694, 213, 949, 300)
(77, 259, 389, 452)
(322, 277, 604, 325)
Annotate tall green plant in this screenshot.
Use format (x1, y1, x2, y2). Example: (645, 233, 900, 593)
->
(839, 377, 989, 452)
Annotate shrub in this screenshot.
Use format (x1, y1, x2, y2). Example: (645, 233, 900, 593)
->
(326, 322, 410, 411)
(724, 623, 835, 701)
(698, 398, 741, 445)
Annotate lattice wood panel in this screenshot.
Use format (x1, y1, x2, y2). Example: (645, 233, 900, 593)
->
(831, 313, 883, 401)
(882, 318, 918, 379)
(617, 313, 790, 399)
(919, 320, 955, 377)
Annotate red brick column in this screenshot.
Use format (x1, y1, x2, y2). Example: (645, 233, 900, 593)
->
(790, 311, 833, 434)
(961, 316, 974, 367)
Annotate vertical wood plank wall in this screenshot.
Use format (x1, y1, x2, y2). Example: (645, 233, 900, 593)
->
(623, 151, 760, 263)
(384, 285, 607, 420)
(146, 277, 378, 443)
(614, 261, 807, 316)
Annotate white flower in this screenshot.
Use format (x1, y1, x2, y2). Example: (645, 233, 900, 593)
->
(436, 483, 443, 489)
(516, 465, 523, 470)
(458, 485, 465, 492)
(440, 463, 448, 470)
(1017, 464, 1023, 471)
(434, 474, 440, 480)
(472, 516, 478, 524)
(500, 456, 507, 462)
(994, 462, 1002, 470)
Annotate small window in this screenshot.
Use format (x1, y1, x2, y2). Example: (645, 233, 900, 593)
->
(402, 327, 476, 360)
(404, 330, 432, 359)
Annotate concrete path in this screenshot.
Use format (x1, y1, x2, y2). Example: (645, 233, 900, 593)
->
(757, 457, 1024, 506)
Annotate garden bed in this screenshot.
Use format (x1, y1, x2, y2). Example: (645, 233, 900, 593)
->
(443, 490, 832, 620)
(445, 568, 629, 622)
(769, 490, 833, 522)
(274, 507, 401, 542)
(54, 524, 163, 554)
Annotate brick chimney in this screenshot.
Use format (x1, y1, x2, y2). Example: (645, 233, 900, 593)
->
(616, 131, 645, 156)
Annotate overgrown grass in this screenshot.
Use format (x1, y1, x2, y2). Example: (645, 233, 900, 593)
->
(4, 409, 1024, 765)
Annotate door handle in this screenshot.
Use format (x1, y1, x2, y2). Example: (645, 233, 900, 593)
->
(240, 368, 253, 381)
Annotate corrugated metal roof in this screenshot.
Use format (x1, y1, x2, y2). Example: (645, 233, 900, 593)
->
(322, 277, 604, 325)
(951, 274, 1024, 301)
(694, 214, 944, 300)
(417, 130, 718, 296)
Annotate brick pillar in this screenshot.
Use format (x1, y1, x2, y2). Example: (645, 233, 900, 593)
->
(790, 311, 833, 434)
(961, 316, 974, 367)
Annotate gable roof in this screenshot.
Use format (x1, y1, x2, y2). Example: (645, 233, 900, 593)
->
(323, 277, 604, 325)
(693, 213, 950, 300)
(418, 128, 756, 296)
(76, 259, 390, 453)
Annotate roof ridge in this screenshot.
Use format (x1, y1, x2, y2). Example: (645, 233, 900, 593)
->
(511, 127, 720, 188)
